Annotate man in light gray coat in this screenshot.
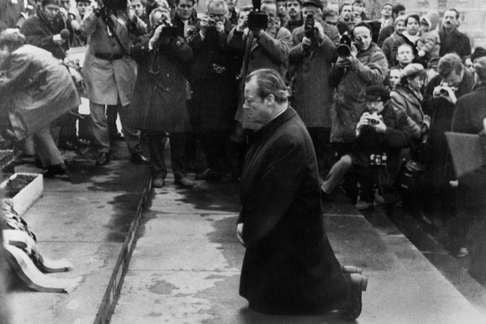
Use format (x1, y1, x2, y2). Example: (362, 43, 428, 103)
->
(81, 2, 146, 165)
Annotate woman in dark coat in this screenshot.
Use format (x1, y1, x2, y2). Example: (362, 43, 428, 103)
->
(128, 8, 193, 187)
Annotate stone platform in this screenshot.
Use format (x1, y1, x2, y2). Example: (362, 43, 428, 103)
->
(111, 182, 486, 324)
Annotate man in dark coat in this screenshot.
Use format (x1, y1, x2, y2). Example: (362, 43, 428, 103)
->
(439, 9, 471, 60)
(423, 53, 474, 226)
(289, 0, 336, 175)
(20, 0, 69, 60)
(448, 57, 486, 259)
(236, 68, 367, 319)
(189, 0, 235, 181)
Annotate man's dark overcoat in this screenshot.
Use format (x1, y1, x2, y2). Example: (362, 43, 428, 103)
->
(127, 32, 193, 132)
(238, 108, 348, 313)
(20, 8, 68, 59)
(189, 28, 235, 132)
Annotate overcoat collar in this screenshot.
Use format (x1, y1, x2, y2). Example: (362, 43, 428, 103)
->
(250, 107, 296, 142)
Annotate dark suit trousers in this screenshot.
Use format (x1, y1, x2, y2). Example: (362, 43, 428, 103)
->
(146, 131, 187, 179)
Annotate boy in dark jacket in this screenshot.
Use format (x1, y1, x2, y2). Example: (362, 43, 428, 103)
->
(321, 85, 413, 213)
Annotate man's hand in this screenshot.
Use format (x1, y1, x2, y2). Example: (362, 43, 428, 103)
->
(52, 34, 65, 45)
(433, 84, 458, 104)
(236, 223, 245, 246)
(335, 56, 351, 69)
(149, 24, 164, 50)
(373, 117, 387, 133)
(302, 36, 311, 47)
(216, 21, 225, 33)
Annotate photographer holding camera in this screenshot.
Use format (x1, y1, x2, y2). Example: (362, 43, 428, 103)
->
(321, 85, 412, 215)
(329, 22, 388, 155)
(288, 0, 336, 175)
(81, 0, 147, 166)
(226, 0, 291, 177)
(126, 6, 194, 188)
(188, 0, 235, 182)
(421, 53, 474, 229)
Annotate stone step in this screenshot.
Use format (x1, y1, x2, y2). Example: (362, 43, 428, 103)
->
(112, 184, 486, 324)
(7, 158, 150, 324)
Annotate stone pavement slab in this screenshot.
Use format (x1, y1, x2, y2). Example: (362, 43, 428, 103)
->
(7, 159, 149, 324)
(112, 183, 486, 324)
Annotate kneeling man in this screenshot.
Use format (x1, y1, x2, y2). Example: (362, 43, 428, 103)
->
(236, 68, 367, 319)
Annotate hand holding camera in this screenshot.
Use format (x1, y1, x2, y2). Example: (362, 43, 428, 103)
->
(433, 82, 458, 104)
(356, 112, 386, 135)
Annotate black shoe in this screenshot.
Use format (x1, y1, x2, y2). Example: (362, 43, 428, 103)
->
(130, 152, 149, 164)
(341, 273, 367, 321)
(95, 152, 110, 166)
(196, 168, 222, 181)
(152, 176, 165, 188)
(175, 176, 195, 188)
(44, 164, 70, 180)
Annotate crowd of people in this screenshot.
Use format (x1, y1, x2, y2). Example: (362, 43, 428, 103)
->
(1, 0, 486, 288)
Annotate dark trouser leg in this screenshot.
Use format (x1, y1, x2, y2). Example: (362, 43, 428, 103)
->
(114, 104, 141, 154)
(201, 130, 228, 174)
(169, 132, 187, 179)
(147, 130, 167, 178)
(308, 127, 332, 176)
(107, 105, 118, 139)
(228, 122, 246, 180)
(356, 165, 375, 203)
(57, 111, 77, 146)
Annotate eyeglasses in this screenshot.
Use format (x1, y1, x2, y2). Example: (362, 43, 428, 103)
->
(178, 4, 193, 9)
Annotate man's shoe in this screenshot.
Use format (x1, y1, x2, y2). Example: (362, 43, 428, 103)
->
(95, 152, 110, 166)
(175, 176, 195, 188)
(130, 152, 149, 164)
(152, 176, 165, 188)
(341, 273, 368, 321)
(44, 164, 70, 181)
(196, 168, 222, 181)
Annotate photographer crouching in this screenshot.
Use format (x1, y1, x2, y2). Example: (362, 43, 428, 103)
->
(329, 22, 388, 204)
(321, 86, 413, 217)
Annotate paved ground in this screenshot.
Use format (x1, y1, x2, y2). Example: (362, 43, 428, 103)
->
(6, 145, 149, 324)
(112, 180, 486, 324)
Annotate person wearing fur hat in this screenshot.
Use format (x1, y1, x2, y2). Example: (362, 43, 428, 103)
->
(322, 85, 413, 213)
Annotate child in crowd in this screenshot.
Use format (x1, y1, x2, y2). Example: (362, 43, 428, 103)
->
(416, 12, 440, 63)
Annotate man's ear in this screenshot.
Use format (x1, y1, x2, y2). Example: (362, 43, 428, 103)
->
(264, 94, 275, 106)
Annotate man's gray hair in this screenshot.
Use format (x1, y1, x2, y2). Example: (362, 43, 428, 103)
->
(246, 69, 289, 104)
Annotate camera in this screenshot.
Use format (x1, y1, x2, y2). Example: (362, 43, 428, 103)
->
(248, 0, 268, 31)
(304, 13, 315, 40)
(337, 32, 352, 58)
(367, 117, 380, 125)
